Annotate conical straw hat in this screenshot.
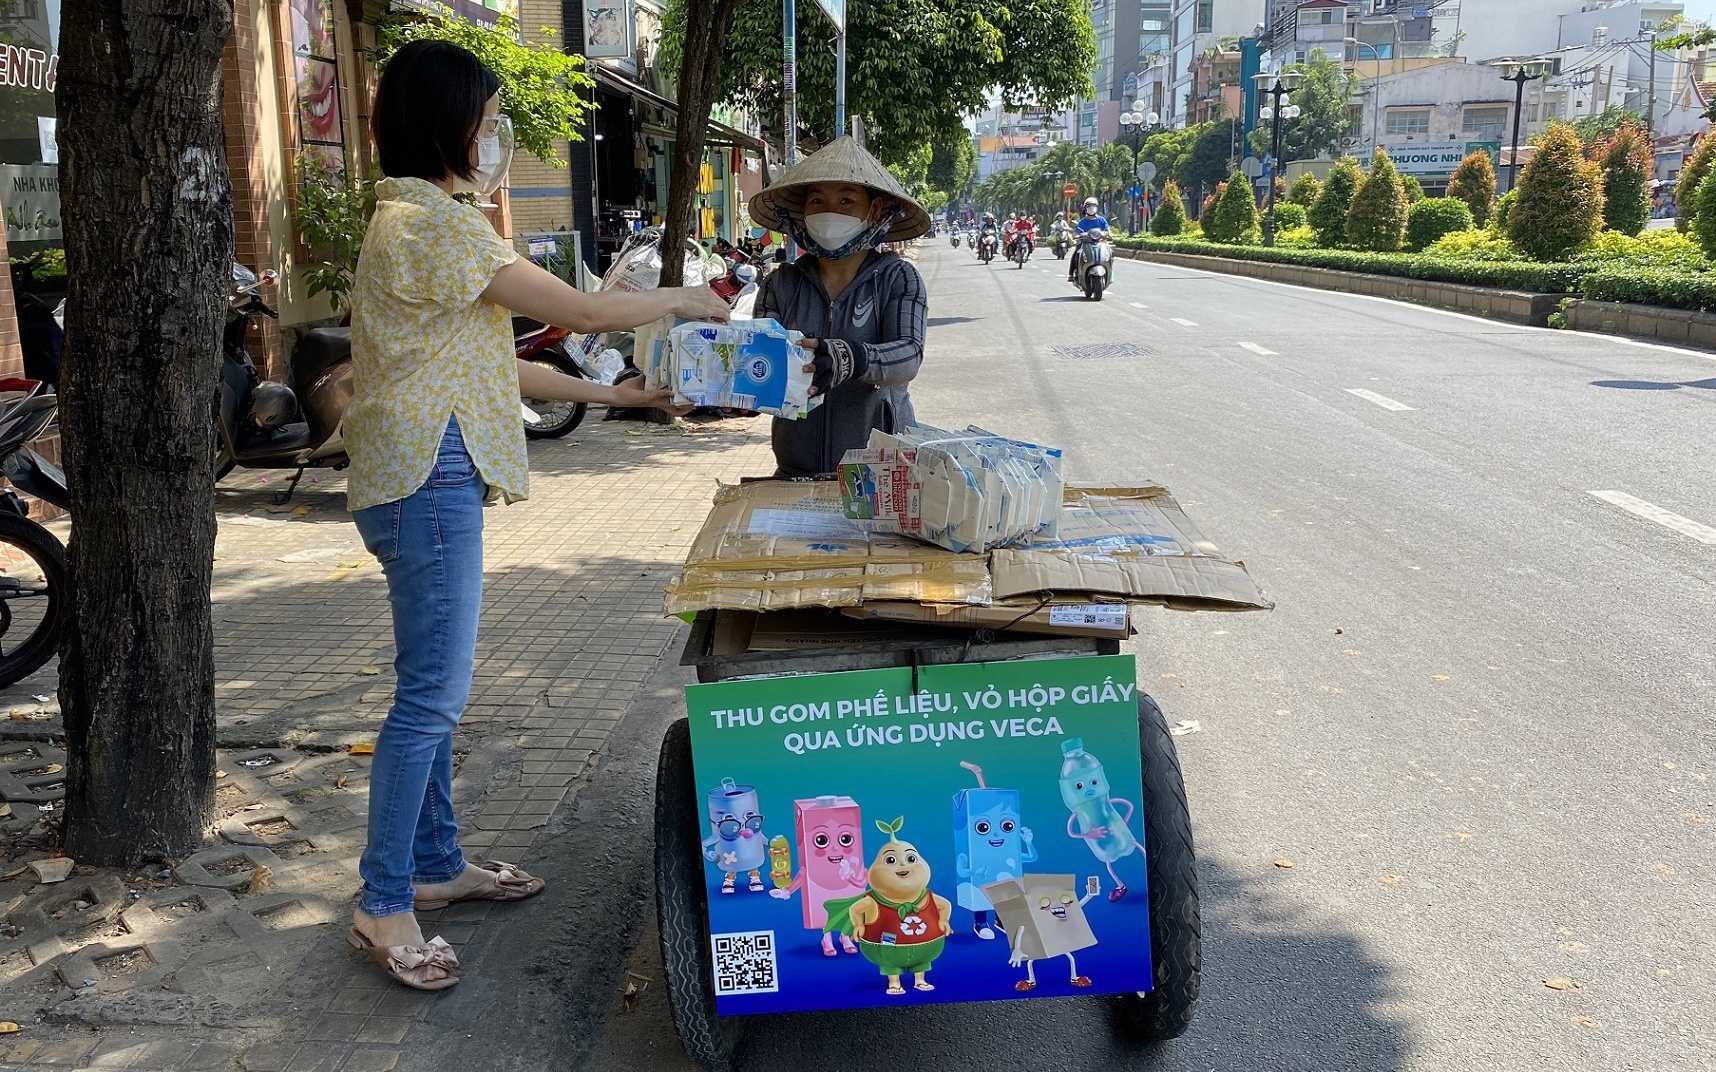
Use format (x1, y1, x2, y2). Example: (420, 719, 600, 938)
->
(750, 136, 932, 242)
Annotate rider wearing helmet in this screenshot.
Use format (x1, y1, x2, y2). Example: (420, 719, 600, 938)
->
(1068, 197, 1112, 281)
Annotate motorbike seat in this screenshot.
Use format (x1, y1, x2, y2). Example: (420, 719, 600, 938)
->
(294, 327, 352, 390)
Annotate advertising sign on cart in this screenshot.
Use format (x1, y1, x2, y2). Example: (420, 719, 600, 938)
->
(684, 653, 1151, 1015)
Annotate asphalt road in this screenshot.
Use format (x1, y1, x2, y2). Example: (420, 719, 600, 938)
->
(520, 244, 1713, 1072)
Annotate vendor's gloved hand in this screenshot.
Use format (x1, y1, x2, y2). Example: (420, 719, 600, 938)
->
(801, 338, 868, 398)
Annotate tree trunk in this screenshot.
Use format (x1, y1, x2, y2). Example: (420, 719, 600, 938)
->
(55, 1, 232, 865)
(660, 0, 740, 288)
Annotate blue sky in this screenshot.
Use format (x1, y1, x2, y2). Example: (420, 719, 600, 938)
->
(1680, 1, 1716, 25)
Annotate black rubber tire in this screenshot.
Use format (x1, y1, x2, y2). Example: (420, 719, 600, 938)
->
(522, 349, 589, 440)
(656, 719, 744, 1072)
(1093, 276, 1106, 301)
(0, 512, 65, 688)
(1114, 693, 1202, 1042)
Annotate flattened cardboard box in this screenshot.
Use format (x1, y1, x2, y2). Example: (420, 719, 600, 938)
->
(839, 601, 1132, 640)
(665, 480, 1271, 615)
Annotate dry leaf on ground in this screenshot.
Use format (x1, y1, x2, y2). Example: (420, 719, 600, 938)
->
(349, 743, 375, 756)
(335, 773, 349, 789)
(1685, 813, 1709, 824)
(0, 1022, 18, 1034)
(245, 865, 273, 895)
(359, 666, 381, 676)
(1571, 1015, 1601, 1029)
(1543, 978, 1582, 991)
(1432, 674, 1451, 682)
(1380, 875, 1401, 886)
(1273, 858, 1295, 869)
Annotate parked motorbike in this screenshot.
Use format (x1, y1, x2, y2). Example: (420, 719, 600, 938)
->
(0, 377, 69, 686)
(1073, 231, 1114, 301)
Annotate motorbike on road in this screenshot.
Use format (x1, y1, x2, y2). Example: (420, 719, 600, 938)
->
(1053, 231, 1070, 260)
(950, 230, 961, 249)
(1011, 232, 1034, 269)
(0, 377, 68, 687)
(977, 231, 997, 264)
(1073, 231, 1114, 301)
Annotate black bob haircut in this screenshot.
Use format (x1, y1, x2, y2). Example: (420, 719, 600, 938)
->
(373, 40, 500, 183)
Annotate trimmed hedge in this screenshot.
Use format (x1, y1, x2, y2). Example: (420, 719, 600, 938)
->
(1114, 236, 1585, 291)
(1406, 198, 1474, 253)
(1579, 267, 1716, 312)
(1272, 203, 1309, 230)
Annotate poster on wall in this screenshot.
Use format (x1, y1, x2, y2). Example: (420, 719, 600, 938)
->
(288, 0, 346, 170)
(2, 164, 61, 243)
(684, 654, 1152, 1015)
(583, 0, 634, 59)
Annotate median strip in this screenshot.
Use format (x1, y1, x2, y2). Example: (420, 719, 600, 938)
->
(1588, 491, 1716, 545)
(1344, 388, 1416, 411)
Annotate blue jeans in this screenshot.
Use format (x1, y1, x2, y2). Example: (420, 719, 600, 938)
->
(351, 418, 484, 917)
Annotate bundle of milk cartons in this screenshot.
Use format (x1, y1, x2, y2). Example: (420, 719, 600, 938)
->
(635, 316, 820, 419)
(837, 424, 1064, 553)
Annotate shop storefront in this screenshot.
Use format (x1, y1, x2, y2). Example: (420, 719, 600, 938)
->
(0, 0, 63, 386)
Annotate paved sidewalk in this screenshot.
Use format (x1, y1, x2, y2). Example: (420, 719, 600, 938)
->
(0, 412, 774, 1070)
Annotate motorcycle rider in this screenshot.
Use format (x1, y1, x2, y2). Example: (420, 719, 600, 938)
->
(1068, 197, 1113, 282)
(977, 213, 999, 258)
(1002, 212, 1023, 259)
(1017, 213, 1036, 260)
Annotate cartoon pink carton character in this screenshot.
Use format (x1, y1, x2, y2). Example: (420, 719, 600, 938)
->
(771, 794, 867, 956)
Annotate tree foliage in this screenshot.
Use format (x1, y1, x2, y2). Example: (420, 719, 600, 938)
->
(1248, 49, 1357, 162)
(664, 0, 1097, 165)
(1345, 149, 1408, 252)
(1507, 123, 1603, 260)
(1308, 157, 1361, 247)
(1140, 126, 1199, 188)
(1401, 174, 1425, 202)
(1571, 105, 1644, 155)
(1598, 121, 1651, 236)
(376, 6, 594, 166)
(927, 137, 978, 202)
(972, 140, 1101, 219)
(1447, 150, 1497, 228)
(1204, 171, 1258, 243)
(1182, 119, 1243, 194)
(293, 154, 379, 313)
(1288, 173, 1321, 206)
(1693, 172, 1716, 258)
(1152, 180, 1187, 235)
(1405, 197, 1474, 252)
(1675, 135, 1716, 232)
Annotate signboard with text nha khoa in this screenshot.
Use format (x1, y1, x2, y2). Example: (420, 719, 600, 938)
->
(686, 654, 1152, 1015)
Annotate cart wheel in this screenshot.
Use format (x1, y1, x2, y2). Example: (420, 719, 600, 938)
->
(655, 718, 744, 1072)
(1114, 693, 1202, 1042)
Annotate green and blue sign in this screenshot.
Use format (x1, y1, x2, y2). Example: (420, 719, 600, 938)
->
(686, 654, 1152, 1015)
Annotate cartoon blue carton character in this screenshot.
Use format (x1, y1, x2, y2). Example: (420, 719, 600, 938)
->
(953, 761, 1036, 939)
(703, 777, 769, 894)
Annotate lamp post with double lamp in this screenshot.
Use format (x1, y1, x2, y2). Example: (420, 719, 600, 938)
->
(1119, 105, 1159, 232)
(1498, 59, 1552, 193)
(1253, 69, 1303, 248)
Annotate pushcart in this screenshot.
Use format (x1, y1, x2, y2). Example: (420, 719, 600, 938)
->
(653, 610, 1201, 1072)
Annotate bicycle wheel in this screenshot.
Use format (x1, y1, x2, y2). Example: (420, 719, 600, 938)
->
(0, 511, 65, 687)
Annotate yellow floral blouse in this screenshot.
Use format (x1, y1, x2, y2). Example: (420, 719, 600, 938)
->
(345, 177, 525, 511)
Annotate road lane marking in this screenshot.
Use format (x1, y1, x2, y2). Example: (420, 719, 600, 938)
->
(1170, 317, 1198, 327)
(1129, 301, 1149, 308)
(1588, 491, 1716, 545)
(1238, 341, 1278, 356)
(1345, 388, 1416, 411)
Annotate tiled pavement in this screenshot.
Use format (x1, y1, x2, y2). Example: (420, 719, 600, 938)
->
(0, 412, 775, 1069)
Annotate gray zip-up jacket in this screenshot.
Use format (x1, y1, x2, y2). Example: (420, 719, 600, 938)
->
(755, 250, 928, 476)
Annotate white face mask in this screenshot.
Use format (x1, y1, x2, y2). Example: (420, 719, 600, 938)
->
(464, 115, 514, 198)
(803, 211, 871, 250)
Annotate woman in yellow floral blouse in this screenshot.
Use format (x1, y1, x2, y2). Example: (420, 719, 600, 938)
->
(343, 41, 730, 990)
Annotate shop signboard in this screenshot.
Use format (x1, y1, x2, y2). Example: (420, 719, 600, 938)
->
(685, 654, 1152, 1015)
(582, 0, 635, 59)
(2, 164, 60, 243)
(1380, 144, 1468, 176)
(1465, 140, 1501, 169)
(814, 0, 846, 31)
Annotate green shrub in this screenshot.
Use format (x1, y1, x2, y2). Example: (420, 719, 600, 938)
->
(1406, 198, 1474, 252)
(1578, 266, 1716, 311)
(1694, 172, 1716, 258)
(1573, 228, 1708, 271)
(1276, 224, 1317, 248)
(1402, 175, 1425, 202)
(1447, 150, 1497, 228)
(1427, 229, 1519, 261)
(1151, 180, 1187, 236)
(1288, 174, 1322, 206)
(1346, 149, 1409, 252)
(1113, 234, 1587, 291)
(1675, 135, 1716, 232)
(1495, 189, 1518, 231)
(1597, 121, 1651, 236)
(1508, 124, 1603, 260)
(1308, 158, 1362, 248)
(1205, 172, 1260, 243)
(1272, 203, 1308, 231)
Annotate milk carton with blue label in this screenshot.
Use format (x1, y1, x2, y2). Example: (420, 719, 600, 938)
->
(667, 318, 818, 419)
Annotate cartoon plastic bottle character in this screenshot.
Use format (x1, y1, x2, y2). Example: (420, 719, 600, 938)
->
(768, 836, 793, 890)
(771, 795, 867, 955)
(982, 874, 1100, 991)
(702, 778, 769, 894)
(822, 817, 954, 995)
(1058, 738, 1139, 901)
(953, 761, 1037, 939)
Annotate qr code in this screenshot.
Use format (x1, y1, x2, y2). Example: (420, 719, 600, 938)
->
(712, 930, 779, 996)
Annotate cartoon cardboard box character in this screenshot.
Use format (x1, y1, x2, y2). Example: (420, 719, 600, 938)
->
(953, 761, 1036, 940)
(981, 873, 1100, 992)
(823, 817, 953, 995)
(770, 795, 867, 955)
(702, 778, 770, 894)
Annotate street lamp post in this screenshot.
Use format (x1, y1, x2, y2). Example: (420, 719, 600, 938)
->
(1499, 60, 1551, 193)
(1345, 37, 1382, 161)
(1119, 104, 1159, 233)
(1253, 70, 1303, 248)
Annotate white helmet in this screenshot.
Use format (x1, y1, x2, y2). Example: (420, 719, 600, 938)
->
(1083, 197, 1099, 213)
